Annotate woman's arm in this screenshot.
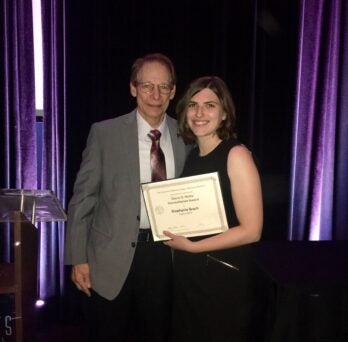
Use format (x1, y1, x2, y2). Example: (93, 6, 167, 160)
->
(164, 145, 263, 253)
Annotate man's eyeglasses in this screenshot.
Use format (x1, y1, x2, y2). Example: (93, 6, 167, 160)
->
(136, 82, 173, 94)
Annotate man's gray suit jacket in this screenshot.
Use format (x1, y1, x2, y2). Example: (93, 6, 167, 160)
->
(64, 110, 187, 300)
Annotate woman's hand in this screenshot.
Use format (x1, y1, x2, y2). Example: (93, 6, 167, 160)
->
(163, 230, 197, 253)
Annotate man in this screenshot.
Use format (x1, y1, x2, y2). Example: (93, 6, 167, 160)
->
(65, 53, 187, 341)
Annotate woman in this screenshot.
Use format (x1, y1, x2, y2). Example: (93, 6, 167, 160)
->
(164, 76, 263, 342)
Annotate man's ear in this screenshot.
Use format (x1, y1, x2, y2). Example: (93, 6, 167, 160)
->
(169, 85, 176, 100)
(130, 82, 137, 97)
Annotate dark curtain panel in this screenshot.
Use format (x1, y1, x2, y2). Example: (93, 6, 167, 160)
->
(289, 0, 348, 240)
(253, 1, 298, 240)
(0, 0, 37, 260)
(65, 0, 257, 181)
(40, 0, 67, 300)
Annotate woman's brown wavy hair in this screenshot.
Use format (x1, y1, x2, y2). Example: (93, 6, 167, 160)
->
(177, 76, 237, 144)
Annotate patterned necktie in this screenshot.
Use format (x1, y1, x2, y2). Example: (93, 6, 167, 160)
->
(148, 129, 166, 182)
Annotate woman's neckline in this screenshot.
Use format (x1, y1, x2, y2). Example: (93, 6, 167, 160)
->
(198, 139, 224, 157)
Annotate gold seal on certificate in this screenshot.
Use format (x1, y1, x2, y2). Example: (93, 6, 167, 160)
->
(141, 172, 228, 241)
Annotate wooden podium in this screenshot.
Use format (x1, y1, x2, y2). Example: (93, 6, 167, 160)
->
(0, 189, 67, 342)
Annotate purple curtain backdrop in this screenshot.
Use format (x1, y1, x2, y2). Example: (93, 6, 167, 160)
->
(0, 0, 37, 189)
(0, 0, 67, 299)
(333, 2, 348, 239)
(39, 0, 67, 299)
(289, 0, 348, 240)
(0, 0, 37, 260)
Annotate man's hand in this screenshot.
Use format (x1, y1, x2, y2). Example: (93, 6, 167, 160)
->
(71, 263, 92, 297)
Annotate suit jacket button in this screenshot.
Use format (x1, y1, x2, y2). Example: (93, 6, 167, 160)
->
(131, 242, 136, 248)
(136, 215, 140, 221)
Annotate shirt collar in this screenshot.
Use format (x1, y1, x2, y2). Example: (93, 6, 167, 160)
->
(136, 111, 169, 141)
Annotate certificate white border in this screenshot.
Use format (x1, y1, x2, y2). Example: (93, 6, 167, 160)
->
(141, 172, 228, 241)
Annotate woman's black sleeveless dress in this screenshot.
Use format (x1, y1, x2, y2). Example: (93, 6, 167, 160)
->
(171, 139, 254, 342)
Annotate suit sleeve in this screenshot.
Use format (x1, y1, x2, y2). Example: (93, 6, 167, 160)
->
(64, 124, 102, 265)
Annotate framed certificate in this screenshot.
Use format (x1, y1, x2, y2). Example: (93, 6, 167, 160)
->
(141, 172, 228, 241)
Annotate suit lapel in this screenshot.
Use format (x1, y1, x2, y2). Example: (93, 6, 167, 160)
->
(120, 111, 141, 197)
